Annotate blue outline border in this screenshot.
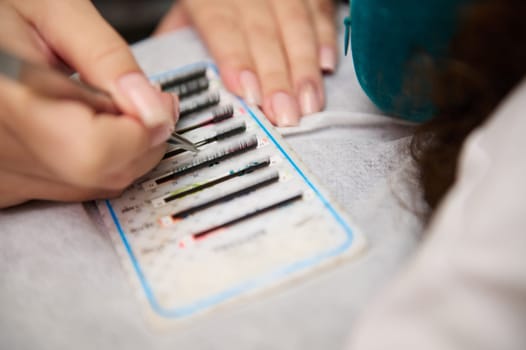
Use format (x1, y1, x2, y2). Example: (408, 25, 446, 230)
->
(104, 63, 355, 318)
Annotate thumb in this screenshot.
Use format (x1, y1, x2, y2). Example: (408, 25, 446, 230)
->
(18, 0, 173, 129)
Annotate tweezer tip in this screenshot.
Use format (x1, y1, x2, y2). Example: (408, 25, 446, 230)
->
(167, 136, 200, 153)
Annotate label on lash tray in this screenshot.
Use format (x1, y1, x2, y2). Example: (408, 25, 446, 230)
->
(96, 63, 366, 328)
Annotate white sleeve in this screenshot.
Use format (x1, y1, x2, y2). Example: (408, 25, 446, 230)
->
(347, 79, 526, 350)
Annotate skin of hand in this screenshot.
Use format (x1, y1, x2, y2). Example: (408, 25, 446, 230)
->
(0, 0, 178, 208)
(155, 0, 338, 126)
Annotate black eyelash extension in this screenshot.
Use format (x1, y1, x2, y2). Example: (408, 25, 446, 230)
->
(192, 191, 304, 240)
(159, 66, 207, 90)
(151, 157, 271, 207)
(170, 170, 280, 219)
(149, 134, 258, 186)
(168, 76, 209, 98)
(179, 92, 221, 117)
(176, 105, 234, 134)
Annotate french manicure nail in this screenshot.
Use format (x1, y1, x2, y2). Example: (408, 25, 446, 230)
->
(299, 82, 321, 115)
(239, 70, 262, 105)
(118, 72, 171, 128)
(320, 46, 336, 73)
(271, 92, 301, 126)
(152, 82, 162, 92)
(150, 124, 175, 148)
(169, 92, 180, 123)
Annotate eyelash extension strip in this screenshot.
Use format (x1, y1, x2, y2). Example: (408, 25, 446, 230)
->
(163, 121, 247, 159)
(180, 92, 221, 117)
(143, 134, 258, 189)
(168, 76, 209, 99)
(151, 157, 271, 207)
(191, 191, 304, 240)
(176, 105, 234, 134)
(195, 121, 247, 147)
(169, 170, 280, 219)
(159, 66, 207, 90)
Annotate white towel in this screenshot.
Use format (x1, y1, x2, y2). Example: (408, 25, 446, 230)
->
(0, 14, 426, 350)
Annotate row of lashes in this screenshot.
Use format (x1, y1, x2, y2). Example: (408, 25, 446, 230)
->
(143, 67, 304, 240)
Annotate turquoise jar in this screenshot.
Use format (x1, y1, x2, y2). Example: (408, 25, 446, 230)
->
(348, 0, 471, 122)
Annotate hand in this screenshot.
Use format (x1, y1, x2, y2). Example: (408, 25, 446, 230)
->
(0, 0, 178, 208)
(155, 0, 338, 126)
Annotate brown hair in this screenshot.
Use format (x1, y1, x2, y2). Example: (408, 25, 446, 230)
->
(412, 0, 526, 215)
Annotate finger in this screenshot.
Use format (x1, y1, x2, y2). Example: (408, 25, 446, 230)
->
(154, 1, 193, 35)
(0, 168, 122, 209)
(0, 77, 165, 189)
(307, 0, 338, 73)
(184, 0, 263, 106)
(237, 0, 301, 126)
(15, 0, 173, 129)
(0, 101, 163, 193)
(0, 2, 58, 66)
(97, 143, 166, 191)
(161, 92, 179, 125)
(270, 0, 325, 115)
(0, 113, 52, 178)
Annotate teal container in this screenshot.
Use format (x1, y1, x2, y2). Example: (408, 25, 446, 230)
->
(349, 0, 471, 122)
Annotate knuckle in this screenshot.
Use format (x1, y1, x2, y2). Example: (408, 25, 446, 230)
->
(280, 2, 309, 23)
(287, 39, 318, 61)
(216, 51, 248, 67)
(260, 70, 291, 92)
(246, 20, 278, 43)
(197, 8, 236, 30)
(89, 41, 131, 69)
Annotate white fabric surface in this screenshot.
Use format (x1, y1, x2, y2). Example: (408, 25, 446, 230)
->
(0, 10, 425, 349)
(348, 79, 526, 350)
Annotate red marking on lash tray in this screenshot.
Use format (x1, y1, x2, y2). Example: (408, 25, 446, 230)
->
(193, 227, 227, 241)
(158, 216, 182, 228)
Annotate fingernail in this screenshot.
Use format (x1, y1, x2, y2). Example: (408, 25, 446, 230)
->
(299, 82, 321, 115)
(271, 92, 301, 126)
(150, 124, 175, 148)
(169, 92, 180, 123)
(118, 72, 171, 128)
(239, 70, 262, 105)
(320, 46, 336, 73)
(152, 82, 162, 92)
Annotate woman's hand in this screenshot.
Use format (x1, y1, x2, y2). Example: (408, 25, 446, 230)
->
(0, 0, 177, 208)
(156, 0, 338, 126)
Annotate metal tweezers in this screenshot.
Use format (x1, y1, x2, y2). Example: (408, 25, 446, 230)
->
(0, 48, 198, 153)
